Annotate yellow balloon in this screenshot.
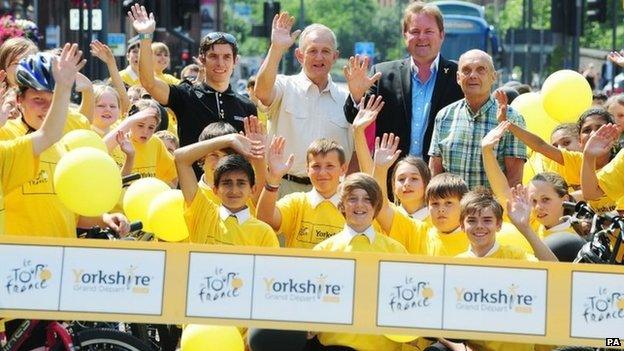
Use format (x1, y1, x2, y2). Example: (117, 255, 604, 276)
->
(54, 147, 122, 217)
(60, 129, 107, 152)
(181, 324, 244, 351)
(147, 189, 189, 241)
(510, 92, 559, 143)
(542, 70, 592, 123)
(384, 334, 418, 343)
(123, 177, 170, 231)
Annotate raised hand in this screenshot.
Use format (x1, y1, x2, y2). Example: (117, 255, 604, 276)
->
(494, 89, 508, 122)
(353, 94, 384, 131)
(90, 40, 115, 65)
(128, 3, 155, 34)
(192, 56, 205, 82)
(116, 131, 135, 157)
(74, 72, 93, 93)
(243, 115, 267, 155)
(52, 43, 87, 89)
(507, 184, 531, 229)
(583, 123, 619, 158)
(373, 133, 401, 170)
(270, 12, 301, 52)
(228, 133, 264, 160)
(481, 121, 510, 149)
(343, 55, 382, 103)
(608, 50, 624, 68)
(266, 136, 294, 181)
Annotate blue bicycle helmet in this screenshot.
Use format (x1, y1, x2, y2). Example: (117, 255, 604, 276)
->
(15, 52, 55, 91)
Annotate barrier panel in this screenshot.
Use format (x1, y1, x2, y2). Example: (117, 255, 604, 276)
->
(0, 236, 622, 348)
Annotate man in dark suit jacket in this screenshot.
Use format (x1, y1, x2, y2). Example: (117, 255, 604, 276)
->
(343, 1, 463, 161)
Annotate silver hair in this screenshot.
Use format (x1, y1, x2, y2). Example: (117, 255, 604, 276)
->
(298, 23, 337, 51)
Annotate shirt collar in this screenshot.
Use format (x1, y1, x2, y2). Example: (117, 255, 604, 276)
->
(125, 66, 139, 80)
(544, 218, 573, 234)
(410, 54, 440, 75)
(296, 71, 339, 102)
(307, 188, 340, 208)
(200, 82, 235, 95)
(463, 96, 495, 118)
(219, 206, 251, 224)
(343, 224, 376, 244)
(409, 206, 430, 221)
(466, 241, 500, 258)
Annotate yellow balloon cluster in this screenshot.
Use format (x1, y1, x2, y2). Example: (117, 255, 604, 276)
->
(123, 178, 170, 231)
(147, 189, 189, 242)
(181, 324, 244, 351)
(541, 70, 592, 123)
(510, 92, 559, 143)
(60, 129, 107, 152)
(54, 147, 121, 217)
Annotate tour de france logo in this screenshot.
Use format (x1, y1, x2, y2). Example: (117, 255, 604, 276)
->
(71, 265, 152, 294)
(454, 283, 535, 313)
(263, 273, 342, 303)
(5, 259, 52, 294)
(581, 286, 624, 323)
(388, 276, 434, 312)
(198, 267, 244, 303)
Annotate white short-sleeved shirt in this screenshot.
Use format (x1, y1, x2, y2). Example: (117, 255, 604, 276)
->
(267, 71, 353, 176)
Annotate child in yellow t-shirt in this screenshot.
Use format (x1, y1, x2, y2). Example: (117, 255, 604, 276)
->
(451, 187, 558, 351)
(352, 96, 432, 224)
(151, 42, 179, 133)
(90, 85, 122, 137)
(257, 137, 349, 249)
(371, 133, 470, 257)
(312, 172, 406, 351)
(105, 99, 177, 187)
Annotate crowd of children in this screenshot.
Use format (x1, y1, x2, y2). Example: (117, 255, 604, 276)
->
(1, 3, 624, 351)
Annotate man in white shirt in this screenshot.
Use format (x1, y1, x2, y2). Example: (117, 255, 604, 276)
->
(255, 12, 353, 197)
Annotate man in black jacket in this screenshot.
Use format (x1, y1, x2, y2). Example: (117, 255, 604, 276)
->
(343, 1, 463, 161)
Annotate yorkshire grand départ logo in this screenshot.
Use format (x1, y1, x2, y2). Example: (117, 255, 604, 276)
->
(71, 265, 152, 294)
(5, 259, 52, 295)
(388, 276, 434, 312)
(263, 274, 342, 303)
(198, 267, 244, 303)
(454, 283, 535, 313)
(582, 286, 624, 323)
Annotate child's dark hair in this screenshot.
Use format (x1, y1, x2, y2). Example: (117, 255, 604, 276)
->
(425, 173, 469, 203)
(128, 99, 162, 126)
(531, 172, 569, 199)
(213, 154, 255, 187)
(337, 173, 383, 218)
(391, 155, 431, 189)
(460, 187, 504, 223)
(577, 107, 614, 131)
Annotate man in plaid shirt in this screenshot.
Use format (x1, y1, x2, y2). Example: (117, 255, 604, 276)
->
(428, 49, 526, 189)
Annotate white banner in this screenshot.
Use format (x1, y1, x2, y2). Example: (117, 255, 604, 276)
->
(442, 265, 548, 335)
(59, 248, 165, 315)
(186, 252, 254, 319)
(377, 261, 445, 329)
(251, 256, 355, 324)
(570, 271, 624, 339)
(0, 245, 64, 310)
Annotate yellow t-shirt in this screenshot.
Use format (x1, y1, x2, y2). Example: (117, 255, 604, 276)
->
(393, 202, 431, 226)
(184, 189, 278, 247)
(388, 212, 469, 256)
(120, 67, 139, 87)
(112, 136, 177, 184)
(156, 72, 180, 136)
(551, 149, 616, 213)
(277, 191, 345, 249)
(0, 117, 87, 238)
(597, 149, 624, 210)
(0, 135, 39, 234)
(314, 226, 405, 351)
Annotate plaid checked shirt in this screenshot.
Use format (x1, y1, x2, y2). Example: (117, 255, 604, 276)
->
(428, 97, 527, 189)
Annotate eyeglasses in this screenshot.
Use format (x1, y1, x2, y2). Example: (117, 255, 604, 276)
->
(204, 32, 237, 46)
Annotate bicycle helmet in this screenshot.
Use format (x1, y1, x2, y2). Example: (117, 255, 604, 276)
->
(15, 52, 55, 91)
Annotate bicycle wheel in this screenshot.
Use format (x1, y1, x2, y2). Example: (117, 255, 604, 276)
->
(74, 328, 153, 351)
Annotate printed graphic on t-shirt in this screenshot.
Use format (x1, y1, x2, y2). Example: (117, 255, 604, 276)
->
(22, 161, 56, 195)
(296, 221, 343, 245)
